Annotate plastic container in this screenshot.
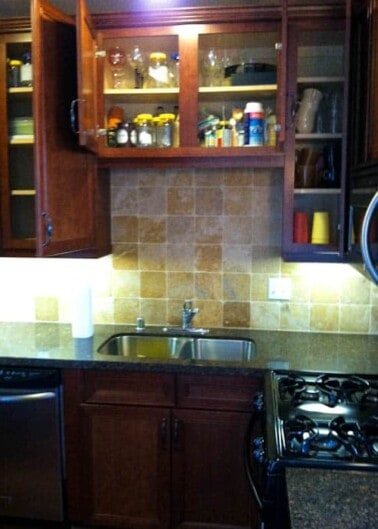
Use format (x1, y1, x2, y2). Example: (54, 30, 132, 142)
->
(244, 102, 265, 146)
(20, 52, 32, 87)
(147, 52, 170, 88)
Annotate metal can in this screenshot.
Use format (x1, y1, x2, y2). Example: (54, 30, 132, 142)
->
(217, 121, 232, 147)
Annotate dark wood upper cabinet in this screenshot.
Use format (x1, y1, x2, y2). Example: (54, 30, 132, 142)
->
(282, 1, 351, 262)
(75, 1, 287, 169)
(349, 0, 378, 180)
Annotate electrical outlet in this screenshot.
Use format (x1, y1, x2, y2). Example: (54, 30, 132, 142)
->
(268, 277, 292, 300)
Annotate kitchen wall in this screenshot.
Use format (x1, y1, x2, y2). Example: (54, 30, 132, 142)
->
(0, 166, 377, 334)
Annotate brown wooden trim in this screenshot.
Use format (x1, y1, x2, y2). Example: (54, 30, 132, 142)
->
(0, 18, 31, 34)
(92, 6, 282, 30)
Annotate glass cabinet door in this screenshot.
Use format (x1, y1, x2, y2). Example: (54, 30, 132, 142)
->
(0, 34, 36, 254)
(83, 2, 287, 164)
(198, 25, 280, 150)
(283, 6, 349, 262)
(101, 31, 179, 150)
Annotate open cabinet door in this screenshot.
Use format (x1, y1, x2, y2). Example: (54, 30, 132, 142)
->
(77, 0, 98, 152)
(32, 0, 100, 256)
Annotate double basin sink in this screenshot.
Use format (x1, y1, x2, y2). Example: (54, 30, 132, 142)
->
(97, 333, 255, 363)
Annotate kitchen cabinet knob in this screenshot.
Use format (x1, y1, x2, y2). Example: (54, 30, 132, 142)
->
(70, 99, 83, 134)
(173, 418, 180, 448)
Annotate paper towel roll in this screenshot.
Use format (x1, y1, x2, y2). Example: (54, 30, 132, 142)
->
(71, 283, 93, 338)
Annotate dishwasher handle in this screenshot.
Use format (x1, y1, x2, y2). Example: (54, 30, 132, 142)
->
(0, 391, 57, 403)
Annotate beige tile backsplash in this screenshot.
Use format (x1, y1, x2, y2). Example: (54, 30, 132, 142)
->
(0, 166, 376, 334)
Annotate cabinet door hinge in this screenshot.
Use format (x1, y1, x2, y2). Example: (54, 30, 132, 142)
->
(96, 50, 106, 59)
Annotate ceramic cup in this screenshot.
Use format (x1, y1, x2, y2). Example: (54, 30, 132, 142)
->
(311, 211, 330, 244)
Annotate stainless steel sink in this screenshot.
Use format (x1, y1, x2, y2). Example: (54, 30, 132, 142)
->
(97, 334, 255, 362)
(97, 334, 192, 359)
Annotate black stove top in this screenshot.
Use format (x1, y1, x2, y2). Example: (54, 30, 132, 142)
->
(267, 371, 378, 469)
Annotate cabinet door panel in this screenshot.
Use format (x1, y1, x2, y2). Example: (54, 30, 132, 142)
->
(171, 409, 253, 529)
(81, 403, 171, 529)
(32, 0, 100, 256)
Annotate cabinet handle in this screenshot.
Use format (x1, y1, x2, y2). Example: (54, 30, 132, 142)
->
(160, 417, 168, 449)
(290, 94, 297, 128)
(173, 418, 180, 448)
(70, 99, 83, 134)
(41, 212, 53, 247)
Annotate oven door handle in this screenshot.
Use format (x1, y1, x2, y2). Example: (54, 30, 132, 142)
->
(0, 391, 56, 403)
(244, 409, 264, 512)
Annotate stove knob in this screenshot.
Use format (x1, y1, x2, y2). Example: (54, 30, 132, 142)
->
(253, 392, 264, 412)
(252, 446, 266, 464)
(252, 436, 264, 449)
(252, 437, 265, 463)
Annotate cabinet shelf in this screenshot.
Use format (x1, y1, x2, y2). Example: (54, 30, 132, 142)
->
(199, 84, 277, 102)
(294, 188, 341, 195)
(11, 189, 35, 196)
(8, 87, 33, 94)
(295, 133, 342, 140)
(9, 135, 34, 144)
(297, 76, 344, 84)
(98, 144, 285, 167)
(104, 84, 277, 104)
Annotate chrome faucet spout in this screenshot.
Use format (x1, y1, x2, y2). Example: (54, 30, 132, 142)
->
(182, 300, 199, 330)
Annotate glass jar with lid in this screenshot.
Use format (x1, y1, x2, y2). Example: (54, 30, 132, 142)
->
(156, 113, 175, 147)
(147, 52, 170, 88)
(7, 59, 22, 87)
(136, 113, 153, 147)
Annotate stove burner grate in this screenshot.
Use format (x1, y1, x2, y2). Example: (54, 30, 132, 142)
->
(283, 414, 374, 460)
(278, 373, 376, 408)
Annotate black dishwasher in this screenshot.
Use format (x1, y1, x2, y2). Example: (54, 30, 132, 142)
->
(0, 367, 65, 522)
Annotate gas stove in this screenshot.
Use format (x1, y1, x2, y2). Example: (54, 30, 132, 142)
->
(245, 371, 378, 529)
(269, 371, 378, 469)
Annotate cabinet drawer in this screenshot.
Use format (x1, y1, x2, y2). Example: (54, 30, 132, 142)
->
(82, 370, 175, 406)
(177, 374, 262, 411)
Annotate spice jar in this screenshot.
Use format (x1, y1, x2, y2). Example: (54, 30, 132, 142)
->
(147, 52, 170, 88)
(156, 113, 175, 147)
(116, 122, 130, 147)
(7, 59, 22, 87)
(136, 113, 153, 147)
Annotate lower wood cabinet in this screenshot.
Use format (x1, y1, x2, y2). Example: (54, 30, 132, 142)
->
(63, 369, 262, 529)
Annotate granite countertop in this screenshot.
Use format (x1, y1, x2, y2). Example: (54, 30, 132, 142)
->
(0, 322, 376, 375)
(286, 468, 378, 529)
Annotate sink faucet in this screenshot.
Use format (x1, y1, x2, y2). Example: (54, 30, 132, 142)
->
(182, 300, 199, 330)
